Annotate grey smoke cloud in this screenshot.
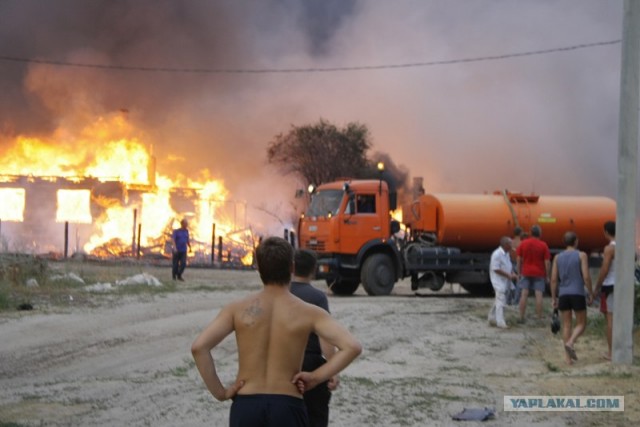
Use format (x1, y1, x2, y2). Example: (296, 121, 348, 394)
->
(0, 0, 632, 235)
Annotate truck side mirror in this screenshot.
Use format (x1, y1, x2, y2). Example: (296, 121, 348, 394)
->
(346, 193, 356, 215)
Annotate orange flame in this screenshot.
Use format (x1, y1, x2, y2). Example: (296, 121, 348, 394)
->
(0, 114, 255, 264)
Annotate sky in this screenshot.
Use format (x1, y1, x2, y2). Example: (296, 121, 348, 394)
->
(0, 0, 633, 234)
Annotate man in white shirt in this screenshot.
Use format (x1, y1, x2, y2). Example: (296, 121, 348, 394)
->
(488, 236, 518, 329)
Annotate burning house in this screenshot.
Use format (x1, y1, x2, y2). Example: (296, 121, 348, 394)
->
(0, 114, 255, 265)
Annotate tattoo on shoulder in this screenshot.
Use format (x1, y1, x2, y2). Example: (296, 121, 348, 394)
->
(241, 298, 263, 326)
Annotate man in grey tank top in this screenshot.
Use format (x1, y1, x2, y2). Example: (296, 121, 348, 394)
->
(550, 231, 594, 365)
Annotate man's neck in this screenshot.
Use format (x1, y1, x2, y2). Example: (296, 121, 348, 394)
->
(291, 275, 311, 284)
(262, 283, 291, 294)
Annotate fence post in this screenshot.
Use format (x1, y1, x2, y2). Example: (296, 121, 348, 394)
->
(132, 208, 138, 255)
(217, 236, 223, 263)
(211, 223, 216, 264)
(136, 223, 142, 259)
(64, 221, 69, 259)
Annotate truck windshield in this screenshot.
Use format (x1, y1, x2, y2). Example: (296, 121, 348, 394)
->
(307, 190, 344, 216)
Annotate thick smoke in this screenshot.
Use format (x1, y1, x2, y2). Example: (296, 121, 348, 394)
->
(0, 0, 634, 238)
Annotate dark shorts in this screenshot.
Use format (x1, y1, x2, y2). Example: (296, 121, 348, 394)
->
(599, 291, 607, 314)
(230, 394, 309, 427)
(518, 276, 546, 293)
(601, 286, 614, 313)
(302, 353, 331, 427)
(558, 294, 587, 312)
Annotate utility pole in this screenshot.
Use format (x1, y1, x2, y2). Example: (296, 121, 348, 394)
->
(612, 0, 639, 365)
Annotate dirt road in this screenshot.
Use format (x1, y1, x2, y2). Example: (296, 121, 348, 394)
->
(0, 267, 637, 426)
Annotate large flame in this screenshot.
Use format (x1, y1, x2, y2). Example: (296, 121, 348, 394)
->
(1, 115, 149, 182)
(0, 114, 255, 264)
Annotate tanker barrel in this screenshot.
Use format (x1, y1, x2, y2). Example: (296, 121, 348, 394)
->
(403, 193, 615, 253)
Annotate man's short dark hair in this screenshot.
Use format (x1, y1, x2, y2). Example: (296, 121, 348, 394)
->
(513, 226, 523, 237)
(604, 221, 616, 237)
(294, 249, 317, 278)
(531, 224, 542, 238)
(563, 231, 578, 247)
(255, 237, 293, 285)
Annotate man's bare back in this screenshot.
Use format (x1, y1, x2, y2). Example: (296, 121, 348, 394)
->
(191, 237, 361, 425)
(234, 286, 325, 396)
(192, 285, 359, 398)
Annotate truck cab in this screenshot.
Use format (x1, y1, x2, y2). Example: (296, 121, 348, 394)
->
(298, 179, 401, 295)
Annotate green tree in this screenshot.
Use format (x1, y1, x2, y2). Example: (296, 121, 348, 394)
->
(267, 119, 372, 187)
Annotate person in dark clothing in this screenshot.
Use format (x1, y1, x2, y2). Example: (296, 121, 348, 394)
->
(290, 249, 338, 427)
(172, 218, 191, 281)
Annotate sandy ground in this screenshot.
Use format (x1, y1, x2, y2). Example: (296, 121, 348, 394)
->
(0, 266, 638, 427)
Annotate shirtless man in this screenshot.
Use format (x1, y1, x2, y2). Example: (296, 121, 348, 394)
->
(191, 237, 362, 426)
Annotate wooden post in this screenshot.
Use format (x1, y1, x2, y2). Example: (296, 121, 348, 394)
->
(289, 230, 296, 248)
(132, 208, 138, 255)
(612, 0, 639, 365)
(217, 236, 223, 263)
(64, 221, 69, 259)
(284, 228, 289, 243)
(211, 223, 216, 264)
(254, 235, 262, 269)
(136, 223, 142, 260)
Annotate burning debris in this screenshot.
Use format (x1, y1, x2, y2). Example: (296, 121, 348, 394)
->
(0, 113, 257, 266)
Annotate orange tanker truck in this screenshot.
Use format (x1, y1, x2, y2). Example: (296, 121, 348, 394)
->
(297, 178, 616, 296)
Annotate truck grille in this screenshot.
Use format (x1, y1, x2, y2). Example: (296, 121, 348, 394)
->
(305, 240, 326, 251)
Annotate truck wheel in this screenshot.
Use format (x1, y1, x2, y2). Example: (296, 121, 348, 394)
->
(460, 282, 494, 297)
(328, 279, 360, 296)
(361, 254, 395, 296)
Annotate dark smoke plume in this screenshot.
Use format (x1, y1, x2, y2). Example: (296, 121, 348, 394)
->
(0, 1, 635, 240)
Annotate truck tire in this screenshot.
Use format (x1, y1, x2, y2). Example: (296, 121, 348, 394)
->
(460, 282, 494, 297)
(361, 253, 395, 296)
(328, 279, 360, 296)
